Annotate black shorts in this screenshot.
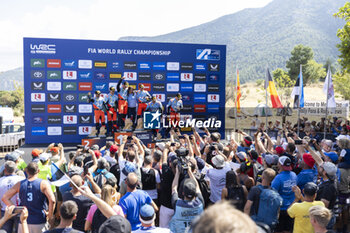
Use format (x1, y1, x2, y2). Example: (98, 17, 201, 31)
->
(275, 210, 294, 232)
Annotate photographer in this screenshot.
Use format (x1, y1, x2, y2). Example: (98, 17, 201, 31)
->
(202, 132, 224, 166)
(169, 165, 204, 233)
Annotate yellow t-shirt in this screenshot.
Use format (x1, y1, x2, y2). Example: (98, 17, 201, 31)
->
(287, 201, 325, 233)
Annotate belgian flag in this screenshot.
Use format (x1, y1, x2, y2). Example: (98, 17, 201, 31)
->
(236, 69, 241, 113)
(265, 69, 283, 108)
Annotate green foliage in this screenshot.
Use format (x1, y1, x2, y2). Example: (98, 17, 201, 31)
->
(273, 68, 294, 88)
(334, 2, 350, 73)
(0, 83, 24, 116)
(323, 58, 337, 74)
(304, 60, 327, 83)
(333, 72, 350, 100)
(255, 79, 264, 87)
(286, 44, 314, 81)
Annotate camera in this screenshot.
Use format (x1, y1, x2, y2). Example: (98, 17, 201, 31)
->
(175, 148, 189, 175)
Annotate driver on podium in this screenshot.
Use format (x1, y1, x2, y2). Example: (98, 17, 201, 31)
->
(165, 93, 183, 136)
(105, 86, 118, 136)
(117, 77, 129, 130)
(88, 90, 107, 137)
(136, 84, 152, 121)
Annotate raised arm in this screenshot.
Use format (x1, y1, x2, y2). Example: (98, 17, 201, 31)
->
(55, 143, 66, 168)
(89, 149, 98, 173)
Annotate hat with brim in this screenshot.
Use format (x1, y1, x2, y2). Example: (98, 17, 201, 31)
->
(98, 215, 131, 233)
(183, 178, 197, 199)
(139, 204, 155, 225)
(212, 155, 225, 168)
(279, 156, 292, 171)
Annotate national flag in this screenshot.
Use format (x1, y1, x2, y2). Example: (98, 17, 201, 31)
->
(291, 65, 304, 108)
(323, 67, 336, 108)
(265, 68, 283, 108)
(236, 68, 241, 113)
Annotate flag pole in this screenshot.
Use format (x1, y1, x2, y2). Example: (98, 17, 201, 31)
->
(324, 65, 331, 139)
(234, 66, 238, 132)
(297, 64, 301, 137)
(265, 68, 268, 128)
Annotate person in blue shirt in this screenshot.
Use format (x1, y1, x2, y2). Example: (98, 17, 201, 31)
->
(136, 84, 151, 121)
(127, 87, 138, 130)
(104, 87, 118, 136)
(117, 77, 129, 130)
(297, 153, 317, 191)
(88, 90, 107, 137)
(271, 156, 297, 233)
(119, 173, 158, 231)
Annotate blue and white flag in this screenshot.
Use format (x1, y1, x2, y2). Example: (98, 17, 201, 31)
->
(291, 65, 304, 108)
(323, 68, 336, 108)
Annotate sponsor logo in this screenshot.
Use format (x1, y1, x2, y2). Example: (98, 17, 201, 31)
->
(123, 72, 137, 81)
(181, 63, 193, 70)
(124, 62, 137, 69)
(153, 93, 165, 102)
(194, 94, 206, 103)
(139, 62, 151, 70)
(94, 83, 107, 92)
(31, 93, 45, 102)
(63, 82, 77, 91)
(63, 70, 77, 80)
(63, 60, 77, 68)
(63, 115, 77, 124)
(182, 94, 191, 102)
(153, 62, 166, 70)
(209, 74, 219, 81)
(194, 84, 206, 92)
(208, 94, 220, 102)
(153, 72, 165, 81)
(110, 61, 119, 69)
(196, 49, 220, 60)
(48, 116, 62, 124)
(94, 61, 107, 68)
(208, 63, 219, 72)
(208, 84, 220, 92)
(47, 104, 62, 113)
(31, 82, 45, 90)
(47, 127, 62, 136)
(167, 83, 179, 92)
(79, 104, 92, 113)
(79, 93, 89, 102)
(140, 83, 151, 91)
(31, 127, 46, 135)
(194, 74, 206, 82)
(31, 70, 44, 79)
(163, 115, 221, 128)
(47, 82, 61, 91)
(79, 115, 92, 124)
(153, 84, 165, 92)
(30, 44, 56, 54)
(47, 71, 61, 79)
(94, 71, 106, 79)
(31, 104, 45, 113)
(109, 83, 118, 89)
(143, 111, 161, 129)
(30, 59, 45, 68)
(180, 83, 193, 92)
(180, 73, 193, 82)
(109, 72, 122, 79)
(166, 73, 180, 81)
(166, 62, 180, 71)
(47, 59, 61, 68)
(78, 60, 92, 69)
(64, 104, 76, 113)
(207, 104, 220, 112)
(138, 73, 151, 80)
(48, 93, 61, 102)
(194, 105, 206, 112)
(79, 126, 92, 135)
(78, 71, 92, 79)
(193, 115, 206, 121)
(182, 105, 193, 113)
(195, 63, 206, 71)
(32, 116, 44, 124)
(63, 126, 77, 135)
(63, 93, 77, 102)
(166, 93, 177, 102)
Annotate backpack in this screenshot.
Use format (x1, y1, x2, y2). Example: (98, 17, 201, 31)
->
(226, 186, 246, 211)
(141, 168, 156, 190)
(197, 174, 211, 208)
(251, 185, 282, 228)
(110, 163, 121, 186)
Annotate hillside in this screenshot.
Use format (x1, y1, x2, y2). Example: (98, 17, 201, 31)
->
(120, 0, 346, 83)
(0, 67, 23, 91)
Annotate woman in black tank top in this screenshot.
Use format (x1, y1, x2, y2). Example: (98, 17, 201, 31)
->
(221, 170, 248, 211)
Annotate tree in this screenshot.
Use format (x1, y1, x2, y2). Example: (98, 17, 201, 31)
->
(334, 2, 350, 73)
(323, 58, 336, 74)
(333, 72, 350, 100)
(273, 68, 294, 104)
(304, 60, 326, 84)
(286, 44, 314, 81)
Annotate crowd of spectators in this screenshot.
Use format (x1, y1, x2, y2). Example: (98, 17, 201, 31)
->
(0, 122, 349, 233)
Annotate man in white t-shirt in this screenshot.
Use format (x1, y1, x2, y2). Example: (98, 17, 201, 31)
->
(0, 161, 25, 233)
(205, 154, 231, 204)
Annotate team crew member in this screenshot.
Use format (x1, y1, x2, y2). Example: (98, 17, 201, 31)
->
(137, 84, 151, 121)
(146, 96, 164, 139)
(105, 87, 118, 136)
(117, 77, 129, 130)
(127, 87, 137, 129)
(165, 93, 183, 136)
(88, 90, 107, 137)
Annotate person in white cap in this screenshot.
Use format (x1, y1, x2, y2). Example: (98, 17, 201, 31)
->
(205, 154, 230, 204)
(133, 204, 170, 233)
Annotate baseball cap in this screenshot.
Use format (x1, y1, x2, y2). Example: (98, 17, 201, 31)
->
(321, 162, 337, 177)
(303, 182, 318, 196)
(265, 154, 278, 166)
(5, 151, 20, 162)
(39, 152, 51, 162)
(183, 178, 197, 199)
(139, 204, 155, 225)
(336, 135, 348, 141)
(50, 147, 59, 154)
(122, 161, 136, 176)
(98, 215, 131, 233)
(31, 149, 43, 157)
(94, 150, 102, 158)
(212, 155, 225, 168)
(91, 144, 99, 151)
(244, 136, 253, 146)
(195, 157, 205, 171)
(279, 156, 292, 171)
(155, 142, 165, 151)
(110, 145, 119, 154)
(275, 146, 285, 155)
(236, 152, 247, 161)
(324, 152, 338, 163)
(303, 153, 315, 168)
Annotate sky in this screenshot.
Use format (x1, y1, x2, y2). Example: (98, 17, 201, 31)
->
(0, 0, 272, 72)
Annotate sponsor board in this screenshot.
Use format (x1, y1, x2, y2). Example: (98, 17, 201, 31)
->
(94, 61, 107, 68)
(109, 72, 122, 79)
(123, 72, 137, 81)
(79, 115, 93, 124)
(180, 73, 193, 82)
(181, 63, 193, 70)
(79, 126, 92, 135)
(208, 84, 220, 92)
(195, 63, 206, 71)
(94, 83, 108, 92)
(47, 104, 61, 113)
(31, 127, 46, 135)
(79, 104, 92, 113)
(194, 94, 206, 103)
(79, 82, 92, 91)
(63, 60, 76, 68)
(194, 74, 206, 82)
(194, 84, 206, 92)
(30, 44, 56, 55)
(124, 62, 137, 69)
(166, 62, 179, 71)
(64, 104, 76, 113)
(94, 71, 106, 79)
(63, 70, 77, 80)
(47, 71, 61, 79)
(182, 105, 193, 112)
(47, 82, 61, 91)
(138, 73, 151, 80)
(180, 83, 193, 92)
(31, 104, 45, 113)
(110, 61, 120, 69)
(32, 116, 44, 124)
(47, 59, 61, 68)
(166, 73, 179, 81)
(196, 49, 220, 60)
(153, 62, 166, 70)
(31, 59, 45, 68)
(208, 63, 219, 72)
(48, 126, 62, 136)
(153, 72, 165, 81)
(78, 71, 92, 79)
(78, 60, 92, 69)
(48, 93, 61, 102)
(63, 115, 77, 124)
(63, 126, 77, 135)
(48, 116, 62, 124)
(140, 83, 151, 91)
(139, 62, 151, 70)
(207, 104, 219, 112)
(31, 93, 45, 102)
(167, 83, 179, 92)
(79, 93, 89, 102)
(153, 84, 165, 92)
(208, 94, 220, 102)
(31, 82, 45, 90)
(63, 93, 77, 102)
(31, 70, 44, 79)
(194, 104, 206, 112)
(153, 93, 165, 102)
(63, 82, 77, 91)
(209, 74, 219, 82)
